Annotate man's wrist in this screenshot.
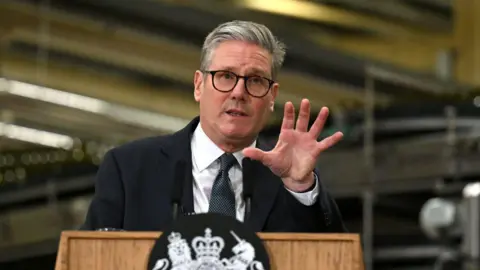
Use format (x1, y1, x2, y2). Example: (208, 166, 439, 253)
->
(297, 172, 316, 193)
(301, 177, 316, 193)
(285, 172, 316, 193)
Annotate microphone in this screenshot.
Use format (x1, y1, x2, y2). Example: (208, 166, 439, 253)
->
(242, 157, 254, 222)
(96, 228, 126, 232)
(172, 160, 186, 220)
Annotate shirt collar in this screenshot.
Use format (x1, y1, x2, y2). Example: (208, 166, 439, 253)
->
(191, 122, 256, 172)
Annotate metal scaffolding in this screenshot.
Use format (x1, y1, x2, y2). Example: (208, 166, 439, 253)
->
(363, 66, 376, 270)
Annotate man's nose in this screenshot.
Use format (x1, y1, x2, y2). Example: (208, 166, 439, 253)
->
(230, 78, 248, 99)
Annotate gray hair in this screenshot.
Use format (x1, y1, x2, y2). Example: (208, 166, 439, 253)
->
(200, 20, 286, 80)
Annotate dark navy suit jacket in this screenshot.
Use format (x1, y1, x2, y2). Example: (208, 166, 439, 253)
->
(81, 116, 347, 233)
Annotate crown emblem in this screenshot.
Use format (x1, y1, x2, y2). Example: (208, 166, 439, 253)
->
(191, 228, 225, 261)
(152, 228, 265, 270)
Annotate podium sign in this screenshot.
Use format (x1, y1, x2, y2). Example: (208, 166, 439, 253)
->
(55, 231, 364, 269)
(147, 213, 270, 269)
(56, 212, 363, 269)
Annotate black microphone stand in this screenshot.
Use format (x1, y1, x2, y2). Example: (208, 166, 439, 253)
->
(171, 160, 186, 221)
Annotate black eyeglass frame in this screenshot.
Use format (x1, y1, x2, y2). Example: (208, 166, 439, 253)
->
(202, 70, 275, 98)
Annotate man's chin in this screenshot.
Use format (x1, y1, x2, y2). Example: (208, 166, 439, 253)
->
(220, 126, 253, 140)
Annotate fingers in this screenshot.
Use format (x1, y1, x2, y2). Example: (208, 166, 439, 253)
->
(282, 101, 330, 138)
(295, 99, 310, 132)
(281, 102, 295, 130)
(314, 131, 344, 156)
(308, 107, 329, 139)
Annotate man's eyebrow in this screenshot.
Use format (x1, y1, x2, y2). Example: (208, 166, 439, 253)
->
(216, 66, 235, 72)
(216, 67, 270, 77)
(247, 68, 270, 77)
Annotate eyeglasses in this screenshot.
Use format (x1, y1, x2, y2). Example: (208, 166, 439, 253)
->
(203, 70, 275, 98)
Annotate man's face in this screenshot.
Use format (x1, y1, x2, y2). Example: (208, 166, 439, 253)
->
(194, 40, 278, 144)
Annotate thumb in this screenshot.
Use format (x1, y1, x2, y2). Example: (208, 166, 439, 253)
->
(242, 147, 269, 164)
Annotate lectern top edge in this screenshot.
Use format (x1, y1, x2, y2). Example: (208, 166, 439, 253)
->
(60, 230, 360, 242)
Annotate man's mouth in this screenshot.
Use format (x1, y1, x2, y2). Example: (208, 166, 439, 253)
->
(226, 109, 248, 117)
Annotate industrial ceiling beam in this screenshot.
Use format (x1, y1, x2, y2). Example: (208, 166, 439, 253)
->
(405, 0, 452, 8)
(309, 34, 444, 73)
(0, 1, 391, 112)
(0, 138, 36, 152)
(1, 53, 199, 120)
(236, 0, 451, 41)
(0, 94, 158, 142)
(161, 0, 452, 79)
(327, 0, 450, 30)
(235, 0, 453, 62)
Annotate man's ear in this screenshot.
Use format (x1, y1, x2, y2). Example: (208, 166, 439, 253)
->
(269, 83, 279, 112)
(194, 70, 204, 102)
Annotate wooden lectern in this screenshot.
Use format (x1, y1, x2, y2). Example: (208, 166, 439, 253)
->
(55, 231, 364, 270)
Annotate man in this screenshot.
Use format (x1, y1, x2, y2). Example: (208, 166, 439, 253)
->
(81, 20, 346, 233)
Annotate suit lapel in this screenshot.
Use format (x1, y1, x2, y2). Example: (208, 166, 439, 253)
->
(246, 138, 281, 231)
(158, 117, 199, 216)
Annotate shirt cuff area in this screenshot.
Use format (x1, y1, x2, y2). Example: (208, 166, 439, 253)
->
(284, 172, 319, 206)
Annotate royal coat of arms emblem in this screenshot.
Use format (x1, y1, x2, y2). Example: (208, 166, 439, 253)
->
(151, 228, 265, 270)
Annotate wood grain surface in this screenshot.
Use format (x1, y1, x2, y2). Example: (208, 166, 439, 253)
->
(55, 231, 364, 270)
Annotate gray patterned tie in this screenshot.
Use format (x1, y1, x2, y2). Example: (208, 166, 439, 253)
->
(208, 153, 237, 218)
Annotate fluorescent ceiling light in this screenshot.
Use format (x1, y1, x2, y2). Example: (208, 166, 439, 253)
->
(2, 79, 105, 113)
(0, 79, 190, 133)
(0, 122, 74, 149)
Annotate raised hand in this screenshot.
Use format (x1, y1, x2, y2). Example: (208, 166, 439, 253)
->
(242, 99, 343, 192)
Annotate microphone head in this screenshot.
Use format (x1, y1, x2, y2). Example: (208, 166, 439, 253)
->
(96, 228, 126, 232)
(242, 157, 254, 198)
(172, 160, 186, 203)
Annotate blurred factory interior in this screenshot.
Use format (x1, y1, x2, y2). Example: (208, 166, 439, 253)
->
(0, 0, 479, 269)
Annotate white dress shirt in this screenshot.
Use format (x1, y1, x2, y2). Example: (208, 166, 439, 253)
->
(190, 123, 319, 222)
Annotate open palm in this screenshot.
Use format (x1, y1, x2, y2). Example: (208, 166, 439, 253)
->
(243, 99, 343, 191)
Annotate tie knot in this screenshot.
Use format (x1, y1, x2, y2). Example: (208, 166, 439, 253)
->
(220, 153, 237, 172)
